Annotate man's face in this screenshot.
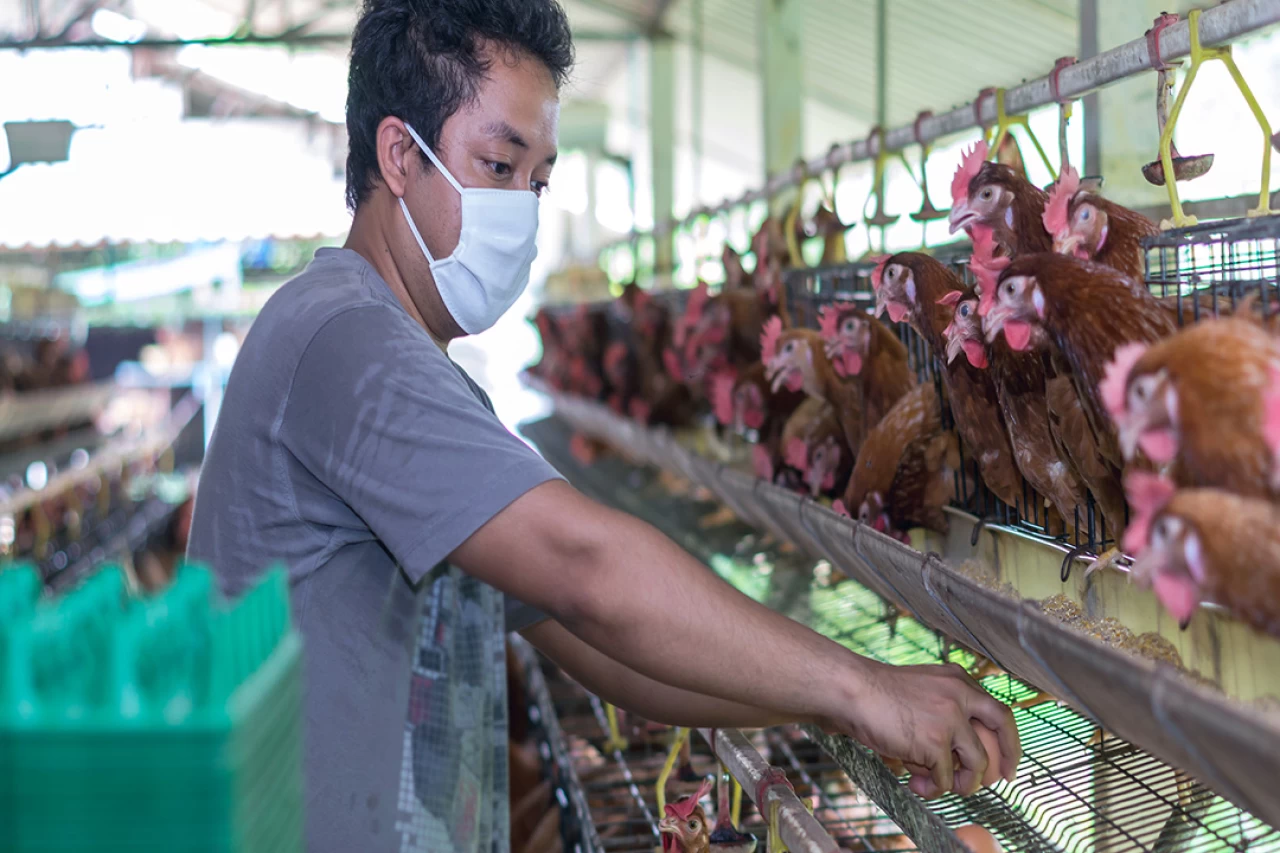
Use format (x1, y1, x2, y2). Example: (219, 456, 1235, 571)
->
(400, 44, 560, 335)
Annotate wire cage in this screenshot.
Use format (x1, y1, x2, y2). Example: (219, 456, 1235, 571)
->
(1144, 214, 1280, 320)
(779, 215, 1280, 562)
(781, 243, 1091, 554)
(521, 415, 1280, 853)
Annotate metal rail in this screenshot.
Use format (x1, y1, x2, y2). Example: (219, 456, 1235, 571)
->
(695, 727, 842, 853)
(618, 0, 1280, 243)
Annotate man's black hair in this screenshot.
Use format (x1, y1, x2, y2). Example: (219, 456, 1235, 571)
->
(345, 0, 575, 211)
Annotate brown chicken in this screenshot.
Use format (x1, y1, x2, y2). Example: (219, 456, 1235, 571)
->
(1043, 165, 1161, 281)
(982, 253, 1178, 544)
(659, 780, 714, 853)
(874, 253, 1024, 513)
(819, 300, 915, 429)
(711, 361, 806, 481)
(777, 396, 851, 500)
(1125, 472, 1280, 637)
(838, 383, 957, 539)
(942, 286, 1087, 537)
(1102, 317, 1280, 499)
(949, 140, 1052, 258)
(761, 315, 866, 459)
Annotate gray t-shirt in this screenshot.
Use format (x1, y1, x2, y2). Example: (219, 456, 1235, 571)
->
(187, 247, 561, 853)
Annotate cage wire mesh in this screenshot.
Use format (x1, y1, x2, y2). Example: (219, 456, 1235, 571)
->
(521, 416, 1280, 853)
(776, 214, 1280, 563)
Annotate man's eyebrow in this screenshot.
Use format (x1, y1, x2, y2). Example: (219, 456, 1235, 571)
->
(482, 120, 528, 149)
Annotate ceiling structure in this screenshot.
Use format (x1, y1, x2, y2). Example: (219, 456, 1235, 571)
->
(3, 0, 1080, 127)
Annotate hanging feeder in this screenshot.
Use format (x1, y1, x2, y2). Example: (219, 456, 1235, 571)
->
(1146, 9, 1273, 228)
(1141, 13, 1215, 191)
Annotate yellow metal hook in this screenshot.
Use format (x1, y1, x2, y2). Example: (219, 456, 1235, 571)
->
(988, 88, 1057, 181)
(602, 703, 628, 753)
(1159, 8, 1274, 228)
(654, 726, 691, 817)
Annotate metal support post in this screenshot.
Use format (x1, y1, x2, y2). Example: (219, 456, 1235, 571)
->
(650, 34, 677, 274)
(759, 0, 805, 180)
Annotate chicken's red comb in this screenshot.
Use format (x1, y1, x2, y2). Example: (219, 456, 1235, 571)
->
(1043, 165, 1080, 240)
(664, 779, 712, 821)
(818, 304, 840, 340)
(1122, 470, 1177, 556)
(936, 290, 964, 307)
(785, 437, 809, 473)
(870, 255, 890, 292)
(760, 315, 784, 361)
(1100, 342, 1149, 421)
(604, 341, 628, 373)
(752, 445, 775, 482)
(711, 371, 736, 427)
(663, 348, 683, 381)
(687, 281, 711, 322)
(629, 398, 651, 423)
(1263, 364, 1280, 489)
(951, 140, 990, 204)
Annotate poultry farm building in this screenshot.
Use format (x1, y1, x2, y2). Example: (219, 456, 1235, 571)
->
(3, 1, 1280, 852)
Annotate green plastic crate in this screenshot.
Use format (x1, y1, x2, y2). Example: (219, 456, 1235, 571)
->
(0, 563, 304, 853)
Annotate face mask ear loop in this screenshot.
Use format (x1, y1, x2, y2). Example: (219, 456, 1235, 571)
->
(398, 196, 438, 265)
(403, 122, 465, 195)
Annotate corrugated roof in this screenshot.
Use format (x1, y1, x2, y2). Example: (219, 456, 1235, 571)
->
(662, 0, 1078, 126)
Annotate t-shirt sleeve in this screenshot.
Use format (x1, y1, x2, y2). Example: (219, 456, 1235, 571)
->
(281, 304, 563, 583)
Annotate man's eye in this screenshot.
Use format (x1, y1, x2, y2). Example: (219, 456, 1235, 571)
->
(532, 180, 549, 196)
(487, 161, 512, 177)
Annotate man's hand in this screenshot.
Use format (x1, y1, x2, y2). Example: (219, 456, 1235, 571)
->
(819, 661, 1021, 799)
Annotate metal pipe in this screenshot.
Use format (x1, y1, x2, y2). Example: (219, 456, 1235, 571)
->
(618, 0, 1280, 242)
(876, 0, 888, 130)
(695, 727, 842, 853)
(0, 28, 639, 50)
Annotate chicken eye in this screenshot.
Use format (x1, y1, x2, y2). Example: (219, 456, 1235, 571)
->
(1080, 207, 1092, 221)
(980, 188, 994, 201)
(688, 821, 699, 831)
(1004, 282, 1016, 296)
(959, 304, 971, 317)
(843, 319, 856, 334)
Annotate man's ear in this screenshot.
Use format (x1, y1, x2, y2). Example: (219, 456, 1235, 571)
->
(377, 117, 415, 199)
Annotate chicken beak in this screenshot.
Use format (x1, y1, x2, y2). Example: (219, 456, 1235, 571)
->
(806, 466, 824, 498)
(949, 200, 976, 234)
(1117, 420, 1142, 461)
(659, 818, 678, 835)
(982, 305, 1009, 343)
(1054, 231, 1085, 257)
(945, 333, 964, 364)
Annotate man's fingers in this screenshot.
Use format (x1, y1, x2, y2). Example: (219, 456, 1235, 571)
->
(949, 722, 987, 797)
(907, 772, 943, 800)
(926, 736, 955, 795)
(965, 695, 1022, 782)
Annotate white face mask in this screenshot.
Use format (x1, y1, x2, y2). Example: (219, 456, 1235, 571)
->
(398, 123, 540, 335)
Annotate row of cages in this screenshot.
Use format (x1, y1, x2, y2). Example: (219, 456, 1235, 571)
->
(781, 214, 1280, 563)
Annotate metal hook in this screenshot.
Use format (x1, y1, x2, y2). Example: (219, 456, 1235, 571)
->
(1015, 600, 1100, 724)
(1059, 542, 1092, 583)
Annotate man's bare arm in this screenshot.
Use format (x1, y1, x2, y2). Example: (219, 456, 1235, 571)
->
(453, 480, 1019, 797)
(522, 619, 795, 729)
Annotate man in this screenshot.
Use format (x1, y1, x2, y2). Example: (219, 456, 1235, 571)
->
(188, 1, 1020, 851)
